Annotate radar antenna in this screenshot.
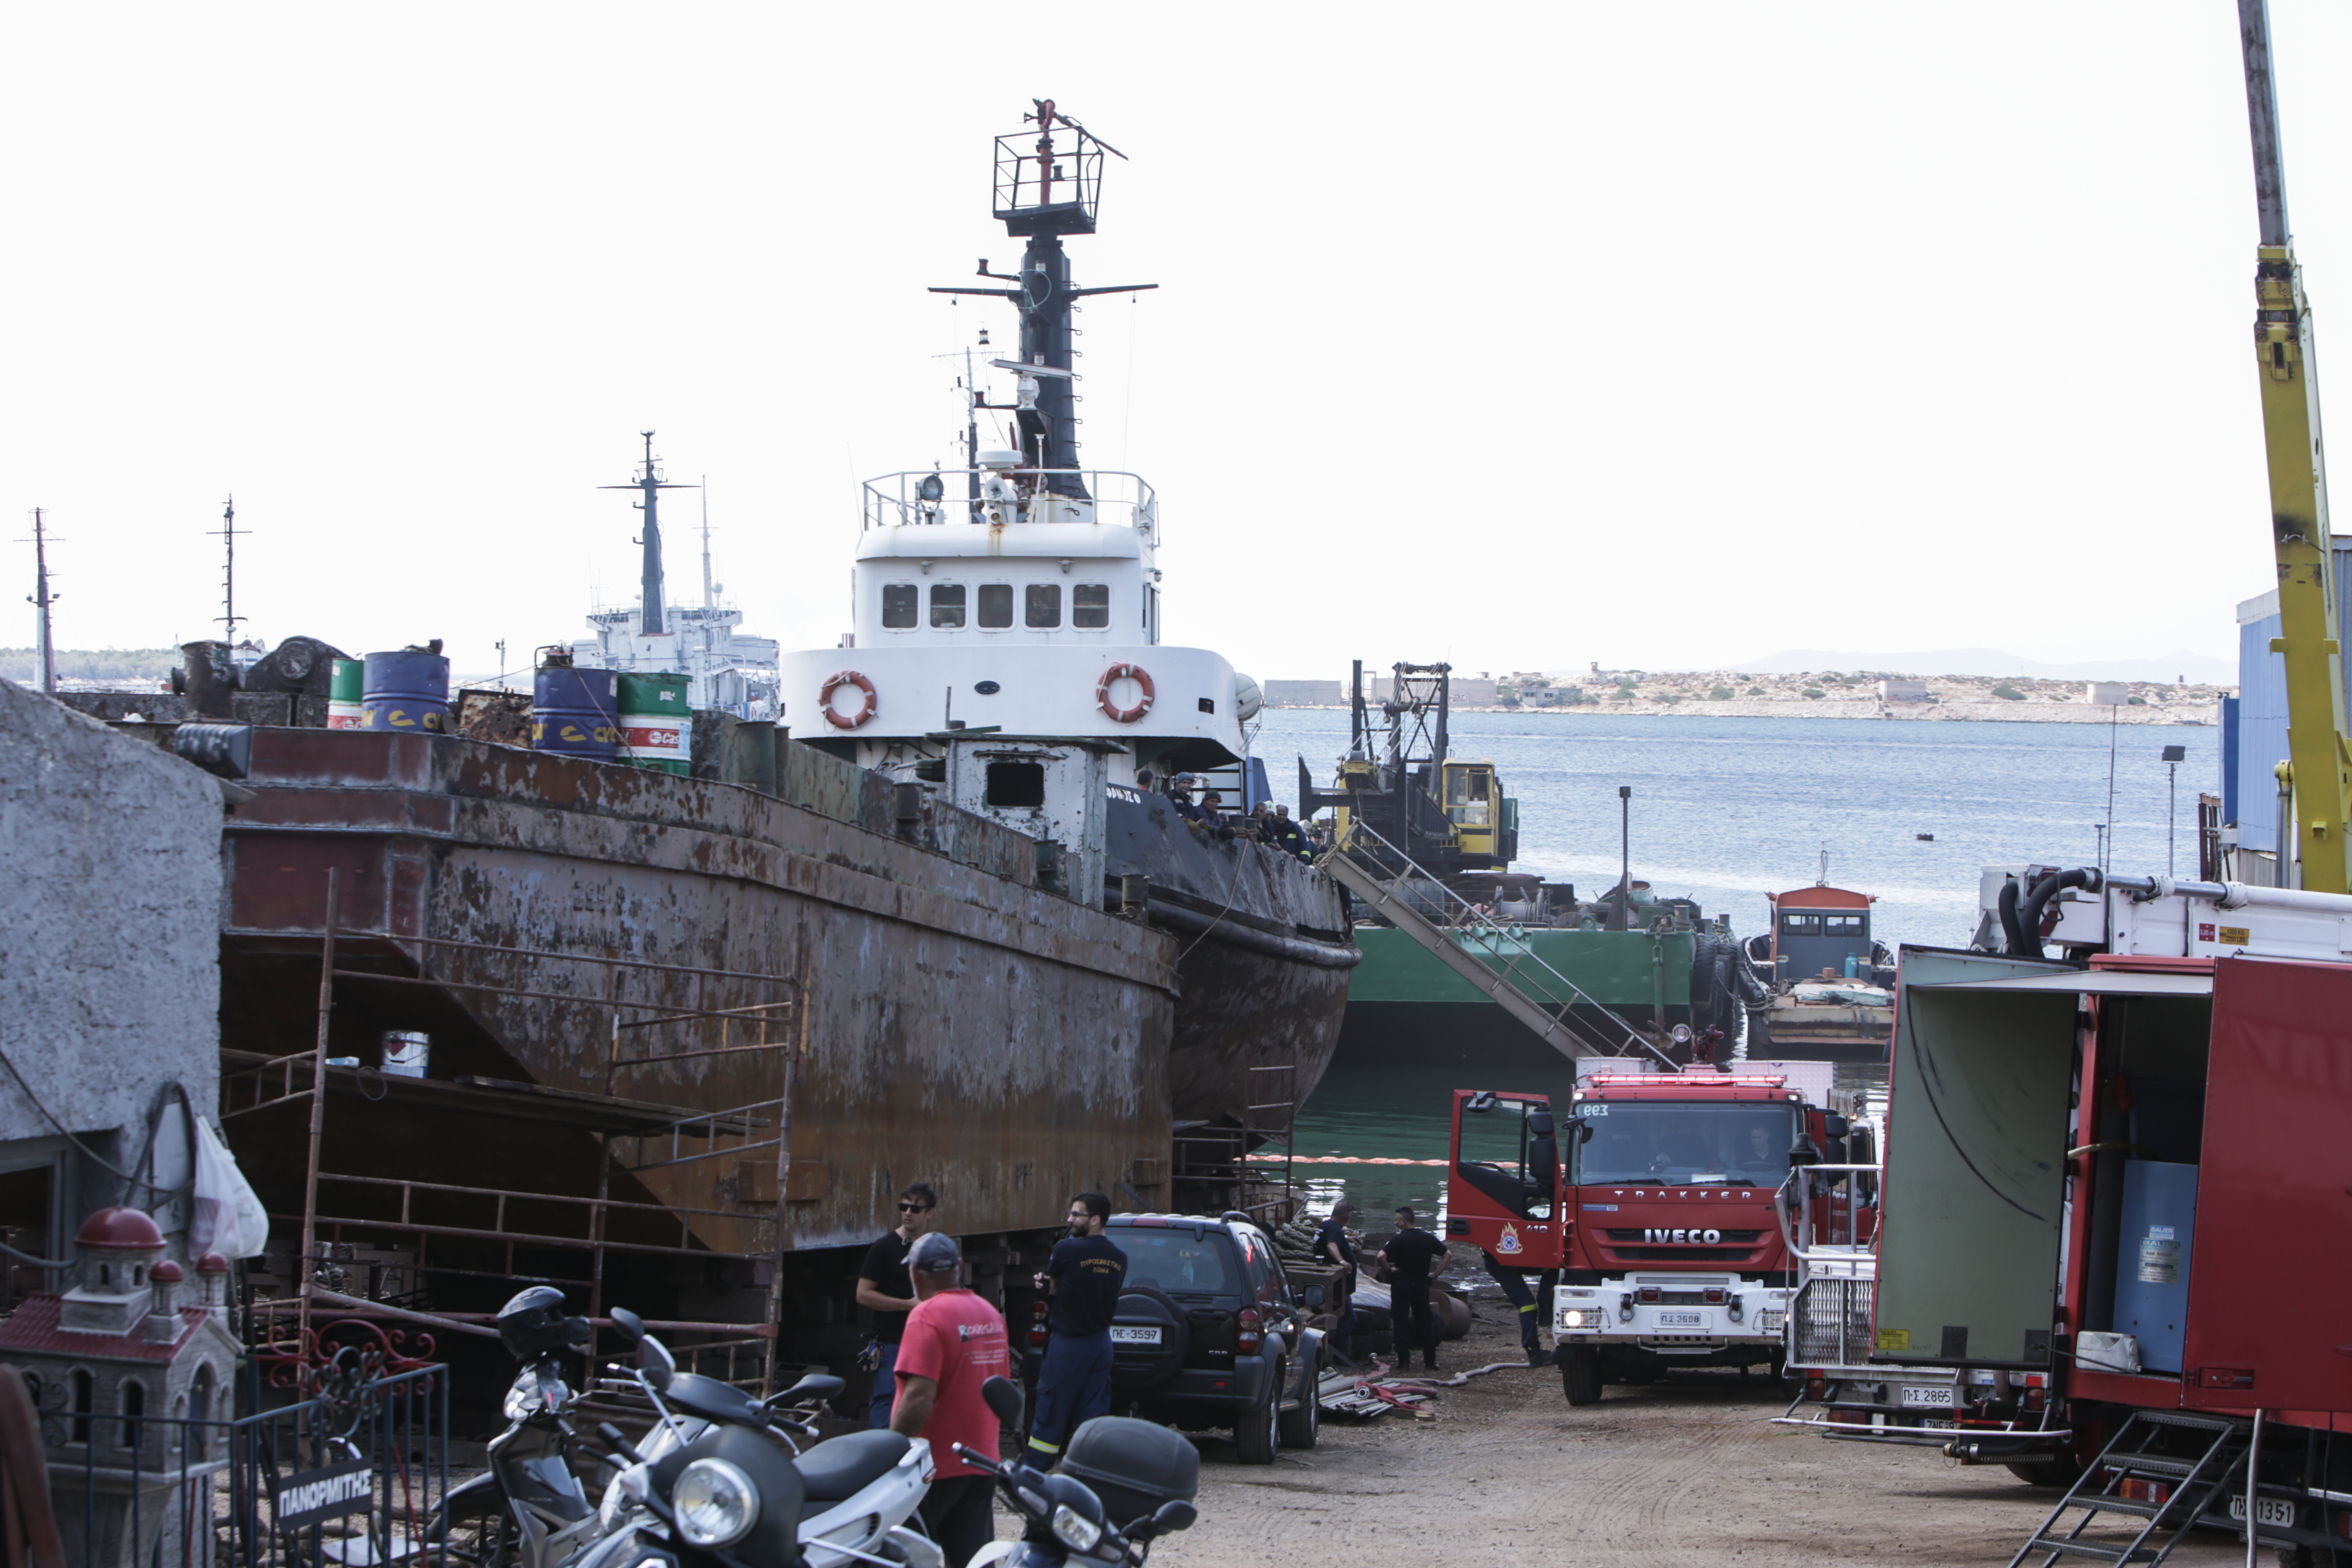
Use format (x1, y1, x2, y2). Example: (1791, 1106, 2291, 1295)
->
(600, 432, 697, 636)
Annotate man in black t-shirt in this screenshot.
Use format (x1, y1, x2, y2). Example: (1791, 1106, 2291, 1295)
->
(1381, 1206, 1450, 1372)
(1315, 1201, 1358, 1361)
(856, 1181, 939, 1428)
(1025, 1192, 1127, 1461)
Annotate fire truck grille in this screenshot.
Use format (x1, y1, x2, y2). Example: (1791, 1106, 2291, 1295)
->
(1792, 1275, 1875, 1368)
(1605, 1230, 1765, 1243)
(1606, 1248, 1755, 1262)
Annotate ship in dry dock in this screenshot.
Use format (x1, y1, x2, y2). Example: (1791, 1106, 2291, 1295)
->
(26, 102, 1353, 1396)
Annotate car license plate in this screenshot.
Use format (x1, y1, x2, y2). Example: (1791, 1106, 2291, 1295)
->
(1657, 1312, 1704, 1326)
(1108, 1326, 1161, 1345)
(2226, 1495, 2295, 1529)
(1920, 1418, 1957, 1430)
(1900, 1385, 1954, 1409)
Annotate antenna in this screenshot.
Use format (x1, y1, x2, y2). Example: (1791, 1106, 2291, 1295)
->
(212, 497, 251, 642)
(20, 508, 60, 694)
(599, 432, 696, 637)
(1818, 843, 1829, 886)
(700, 478, 715, 617)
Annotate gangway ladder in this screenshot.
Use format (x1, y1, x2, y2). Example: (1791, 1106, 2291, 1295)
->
(2007, 1409, 2251, 1568)
(1323, 820, 1673, 1066)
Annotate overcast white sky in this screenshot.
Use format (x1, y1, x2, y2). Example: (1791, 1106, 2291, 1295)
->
(5, 3, 2344, 684)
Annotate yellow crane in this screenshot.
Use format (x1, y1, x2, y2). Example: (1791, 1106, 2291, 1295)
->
(2241, 0, 2352, 891)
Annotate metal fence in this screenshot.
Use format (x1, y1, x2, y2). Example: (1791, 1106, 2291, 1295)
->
(17, 1356, 449, 1568)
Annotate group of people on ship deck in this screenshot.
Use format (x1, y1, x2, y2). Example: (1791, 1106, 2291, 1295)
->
(1135, 769, 1319, 858)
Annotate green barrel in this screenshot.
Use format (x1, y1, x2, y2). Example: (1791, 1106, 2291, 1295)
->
(617, 672, 692, 774)
(328, 659, 364, 730)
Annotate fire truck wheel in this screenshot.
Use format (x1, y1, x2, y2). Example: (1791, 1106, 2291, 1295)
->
(1561, 1346, 1602, 1406)
(1236, 1360, 1282, 1465)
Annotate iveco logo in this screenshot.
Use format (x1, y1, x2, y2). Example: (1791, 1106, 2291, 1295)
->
(1644, 1229, 1724, 1244)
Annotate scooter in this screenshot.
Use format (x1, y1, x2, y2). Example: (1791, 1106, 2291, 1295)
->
(430, 1287, 601, 1568)
(960, 1389, 1198, 1567)
(585, 1306, 941, 1568)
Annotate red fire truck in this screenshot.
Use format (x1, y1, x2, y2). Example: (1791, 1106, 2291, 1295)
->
(1445, 1060, 1864, 1405)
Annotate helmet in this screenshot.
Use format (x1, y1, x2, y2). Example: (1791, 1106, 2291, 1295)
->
(497, 1285, 590, 1361)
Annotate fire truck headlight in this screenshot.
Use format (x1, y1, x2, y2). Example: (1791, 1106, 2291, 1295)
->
(1756, 1309, 1786, 1331)
(1558, 1308, 1605, 1331)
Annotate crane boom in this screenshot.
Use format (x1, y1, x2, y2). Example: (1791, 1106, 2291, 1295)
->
(2239, 0, 2350, 892)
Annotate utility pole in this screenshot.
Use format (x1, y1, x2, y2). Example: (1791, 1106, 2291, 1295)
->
(2163, 743, 2189, 876)
(1612, 785, 1633, 930)
(495, 639, 508, 690)
(212, 497, 251, 643)
(23, 509, 59, 694)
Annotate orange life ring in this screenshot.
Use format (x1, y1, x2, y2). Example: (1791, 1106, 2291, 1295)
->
(1097, 663, 1155, 723)
(820, 670, 879, 729)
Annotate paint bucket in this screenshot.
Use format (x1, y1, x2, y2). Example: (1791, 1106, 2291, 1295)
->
(328, 659, 365, 729)
(532, 664, 619, 762)
(361, 649, 451, 734)
(616, 672, 692, 774)
(381, 1031, 429, 1078)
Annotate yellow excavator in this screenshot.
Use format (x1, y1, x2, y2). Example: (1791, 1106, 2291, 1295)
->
(2242, 0, 2352, 892)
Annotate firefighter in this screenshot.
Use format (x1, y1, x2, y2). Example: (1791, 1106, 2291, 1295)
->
(1381, 1207, 1447, 1372)
(1482, 1251, 1548, 1365)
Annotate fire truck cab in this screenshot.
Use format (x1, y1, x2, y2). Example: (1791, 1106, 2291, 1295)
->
(1447, 1060, 1861, 1406)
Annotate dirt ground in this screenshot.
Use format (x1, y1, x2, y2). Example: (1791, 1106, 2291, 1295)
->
(1107, 1296, 2259, 1568)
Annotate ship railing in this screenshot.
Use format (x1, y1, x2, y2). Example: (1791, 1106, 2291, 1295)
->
(863, 468, 1158, 540)
(1326, 819, 1672, 1065)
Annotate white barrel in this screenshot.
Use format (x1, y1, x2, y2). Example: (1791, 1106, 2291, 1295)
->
(381, 1031, 429, 1078)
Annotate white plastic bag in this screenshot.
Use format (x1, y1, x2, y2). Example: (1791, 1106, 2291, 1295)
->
(190, 1116, 271, 1259)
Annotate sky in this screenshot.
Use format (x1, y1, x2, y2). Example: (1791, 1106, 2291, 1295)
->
(4, 3, 2345, 686)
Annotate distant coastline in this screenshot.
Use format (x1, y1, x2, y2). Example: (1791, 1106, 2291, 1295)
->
(1263, 699, 2214, 725)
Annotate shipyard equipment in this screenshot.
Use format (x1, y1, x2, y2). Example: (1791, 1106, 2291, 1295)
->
(2240, 0, 2352, 893)
(1298, 662, 1517, 881)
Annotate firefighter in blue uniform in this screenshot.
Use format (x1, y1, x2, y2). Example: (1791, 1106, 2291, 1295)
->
(1026, 1192, 1127, 1460)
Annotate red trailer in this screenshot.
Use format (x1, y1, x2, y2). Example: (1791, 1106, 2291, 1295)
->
(1818, 943, 2352, 1560)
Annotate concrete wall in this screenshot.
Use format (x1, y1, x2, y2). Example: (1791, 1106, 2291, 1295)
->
(1263, 679, 1343, 707)
(0, 680, 223, 1238)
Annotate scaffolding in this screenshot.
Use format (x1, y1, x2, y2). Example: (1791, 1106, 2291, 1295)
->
(223, 870, 808, 1392)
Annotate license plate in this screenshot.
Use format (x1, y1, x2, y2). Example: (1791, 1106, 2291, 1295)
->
(1900, 1385, 1954, 1409)
(1920, 1418, 1957, 1430)
(1656, 1312, 1705, 1326)
(2226, 1495, 2295, 1529)
(1108, 1326, 1161, 1345)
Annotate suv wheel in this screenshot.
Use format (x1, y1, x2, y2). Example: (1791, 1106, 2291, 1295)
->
(1277, 1362, 1319, 1451)
(1236, 1358, 1280, 1465)
(1562, 1346, 1602, 1406)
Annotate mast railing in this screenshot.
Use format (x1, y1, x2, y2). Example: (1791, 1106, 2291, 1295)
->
(863, 468, 1157, 539)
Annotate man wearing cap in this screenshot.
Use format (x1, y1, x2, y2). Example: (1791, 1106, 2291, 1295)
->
(1167, 774, 1204, 824)
(891, 1232, 1010, 1568)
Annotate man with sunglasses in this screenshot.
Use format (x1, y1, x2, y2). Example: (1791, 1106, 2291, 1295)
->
(857, 1181, 939, 1427)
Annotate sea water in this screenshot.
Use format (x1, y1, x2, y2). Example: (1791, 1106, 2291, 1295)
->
(1250, 708, 2221, 1219)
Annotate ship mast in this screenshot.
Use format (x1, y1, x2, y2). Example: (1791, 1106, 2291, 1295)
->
(930, 100, 1157, 500)
(601, 431, 695, 636)
(24, 508, 58, 695)
(212, 496, 250, 643)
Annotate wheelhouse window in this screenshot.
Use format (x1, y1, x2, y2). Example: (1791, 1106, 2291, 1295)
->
(978, 584, 1013, 628)
(881, 584, 918, 629)
(1025, 584, 1062, 628)
(1779, 914, 1823, 938)
(1073, 584, 1110, 629)
(930, 583, 966, 629)
(1822, 914, 1866, 938)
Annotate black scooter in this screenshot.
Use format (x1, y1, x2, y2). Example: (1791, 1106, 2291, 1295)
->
(959, 1383, 1199, 1567)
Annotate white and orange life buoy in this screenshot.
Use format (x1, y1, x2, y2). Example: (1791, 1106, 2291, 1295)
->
(820, 670, 879, 729)
(1097, 663, 1155, 723)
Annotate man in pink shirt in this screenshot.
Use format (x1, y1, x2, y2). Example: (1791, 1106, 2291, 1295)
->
(890, 1232, 1011, 1567)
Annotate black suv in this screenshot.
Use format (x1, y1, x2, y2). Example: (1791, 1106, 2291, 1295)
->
(1022, 1213, 1328, 1465)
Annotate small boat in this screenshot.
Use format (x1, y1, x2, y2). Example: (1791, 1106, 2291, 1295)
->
(1742, 879, 1894, 1057)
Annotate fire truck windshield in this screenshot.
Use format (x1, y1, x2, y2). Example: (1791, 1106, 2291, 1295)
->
(1572, 1101, 1798, 1186)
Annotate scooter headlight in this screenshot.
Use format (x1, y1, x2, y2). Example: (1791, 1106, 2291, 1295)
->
(673, 1458, 759, 1547)
(1051, 1502, 1103, 1553)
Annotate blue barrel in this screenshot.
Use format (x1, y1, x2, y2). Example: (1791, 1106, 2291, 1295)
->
(532, 665, 619, 762)
(360, 649, 451, 734)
